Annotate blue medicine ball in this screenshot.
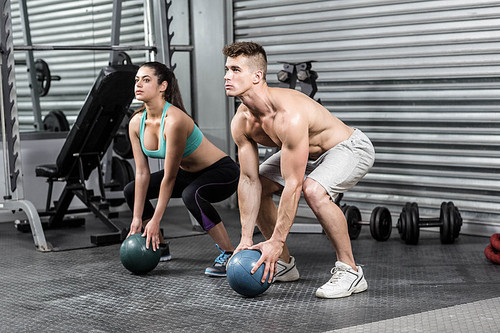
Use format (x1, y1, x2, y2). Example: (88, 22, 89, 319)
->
(120, 233, 161, 274)
(226, 249, 272, 297)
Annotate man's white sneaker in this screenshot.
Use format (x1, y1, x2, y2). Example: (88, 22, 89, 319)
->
(275, 256, 300, 282)
(315, 261, 368, 299)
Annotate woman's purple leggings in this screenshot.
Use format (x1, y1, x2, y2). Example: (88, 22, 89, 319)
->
(124, 156, 239, 231)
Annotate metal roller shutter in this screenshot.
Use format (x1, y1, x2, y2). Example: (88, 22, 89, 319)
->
(11, 0, 147, 130)
(233, 0, 500, 236)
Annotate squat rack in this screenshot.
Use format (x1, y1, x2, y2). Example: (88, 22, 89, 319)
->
(1, 0, 188, 251)
(14, 0, 187, 131)
(0, 0, 49, 250)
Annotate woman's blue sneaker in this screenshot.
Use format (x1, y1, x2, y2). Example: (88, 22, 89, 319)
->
(205, 244, 232, 277)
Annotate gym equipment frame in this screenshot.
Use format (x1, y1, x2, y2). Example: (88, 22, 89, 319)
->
(1, 0, 49, 251)
(34, 64, 138, 245)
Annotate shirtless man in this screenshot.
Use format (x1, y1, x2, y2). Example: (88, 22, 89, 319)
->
(223, 41, 375, 298)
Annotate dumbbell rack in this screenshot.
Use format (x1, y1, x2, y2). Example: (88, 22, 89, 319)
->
(277, 61, 318, 99)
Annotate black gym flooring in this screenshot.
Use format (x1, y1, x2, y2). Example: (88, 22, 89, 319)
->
(1, 205, 499, 333)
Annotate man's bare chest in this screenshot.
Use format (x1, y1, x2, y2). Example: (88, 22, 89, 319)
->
(249, 121, 281, 148)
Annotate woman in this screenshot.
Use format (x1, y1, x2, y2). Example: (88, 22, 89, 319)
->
(124, 61, 239, 277)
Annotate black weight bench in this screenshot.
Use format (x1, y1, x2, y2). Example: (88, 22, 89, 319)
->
(35, 64, 138, 245)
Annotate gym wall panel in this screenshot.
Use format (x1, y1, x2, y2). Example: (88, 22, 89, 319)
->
(190, 0, 232, 153)
(232, 0, 500, 236)
(10, 0, 147, 130)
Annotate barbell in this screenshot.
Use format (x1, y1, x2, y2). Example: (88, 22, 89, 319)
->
(341, 204, 393, 241)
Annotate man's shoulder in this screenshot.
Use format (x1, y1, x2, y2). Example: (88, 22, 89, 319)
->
(231, 106, 251, 133)
(235, 102, 250, 113)
(270, 88, 315, 112)
(270, 86, 307, 98)
(233, 105, 248, 120)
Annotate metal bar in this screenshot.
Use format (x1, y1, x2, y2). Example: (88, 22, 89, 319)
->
(11, 45, 193, 52)
(171, 45, 194, 52)
(18, 0, 43, 131)
(419, 222, 442, 228)
(1, 0, 22, 197)
(76, 155, 88, 203)
(108, 0, 122, 65)
(13, 45, 158, 51)
(151, 0, 172, 66)
(44, 179, 53, 211)
(0, 53, 10, 199)
(48, 185, 76, 226)
(144, 0, 155, 61)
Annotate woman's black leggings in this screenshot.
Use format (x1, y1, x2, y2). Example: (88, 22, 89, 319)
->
(123, 156, 239, 231)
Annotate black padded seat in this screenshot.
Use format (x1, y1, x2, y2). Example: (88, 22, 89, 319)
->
(35, 64, 138, 245)
(35, 164, 58, 178)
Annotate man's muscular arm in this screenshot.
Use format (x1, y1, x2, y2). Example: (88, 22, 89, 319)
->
(250, 110, 310, 282)
(231, 111, 262, 252)
(271, 113, 309, 244)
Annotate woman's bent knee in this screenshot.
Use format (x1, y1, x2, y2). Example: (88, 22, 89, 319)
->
(123, 181, 135, 203)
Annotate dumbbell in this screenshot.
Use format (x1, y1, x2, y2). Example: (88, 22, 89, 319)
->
(341, 204, 393, 241)
(397, 201, 462, 245)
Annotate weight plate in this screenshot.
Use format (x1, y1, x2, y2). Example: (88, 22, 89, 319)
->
(452, 203, 462, 239)
(113, 131, 133, 159)
(370, 206, 392, 241)
(447, 202, 457, 243)
(113, 109, 134, 158)
(116, 51, 132, 65)
(344, 205, 362, 240)
(397, 203, 411, 241)
(440, 202, 454, 244)
(111, 157, 133, 191)
(109, 157, 134, 206)
(43, 110, 69, 132)
(35, 58, 51, 96)
(370, 207, 381, 240)
(405, 202, 419, 245)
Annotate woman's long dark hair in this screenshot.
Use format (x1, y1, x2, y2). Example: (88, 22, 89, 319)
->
(131, 61, 187, 119)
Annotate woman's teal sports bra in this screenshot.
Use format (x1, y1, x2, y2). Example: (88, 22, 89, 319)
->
(140, 102, 203, 159)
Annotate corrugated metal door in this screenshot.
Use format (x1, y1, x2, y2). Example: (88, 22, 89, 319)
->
(232, 0, 500, 236)
(11, 0, 147, 130)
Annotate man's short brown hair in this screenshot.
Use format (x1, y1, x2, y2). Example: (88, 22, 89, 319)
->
(223, 41, 267, 78)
